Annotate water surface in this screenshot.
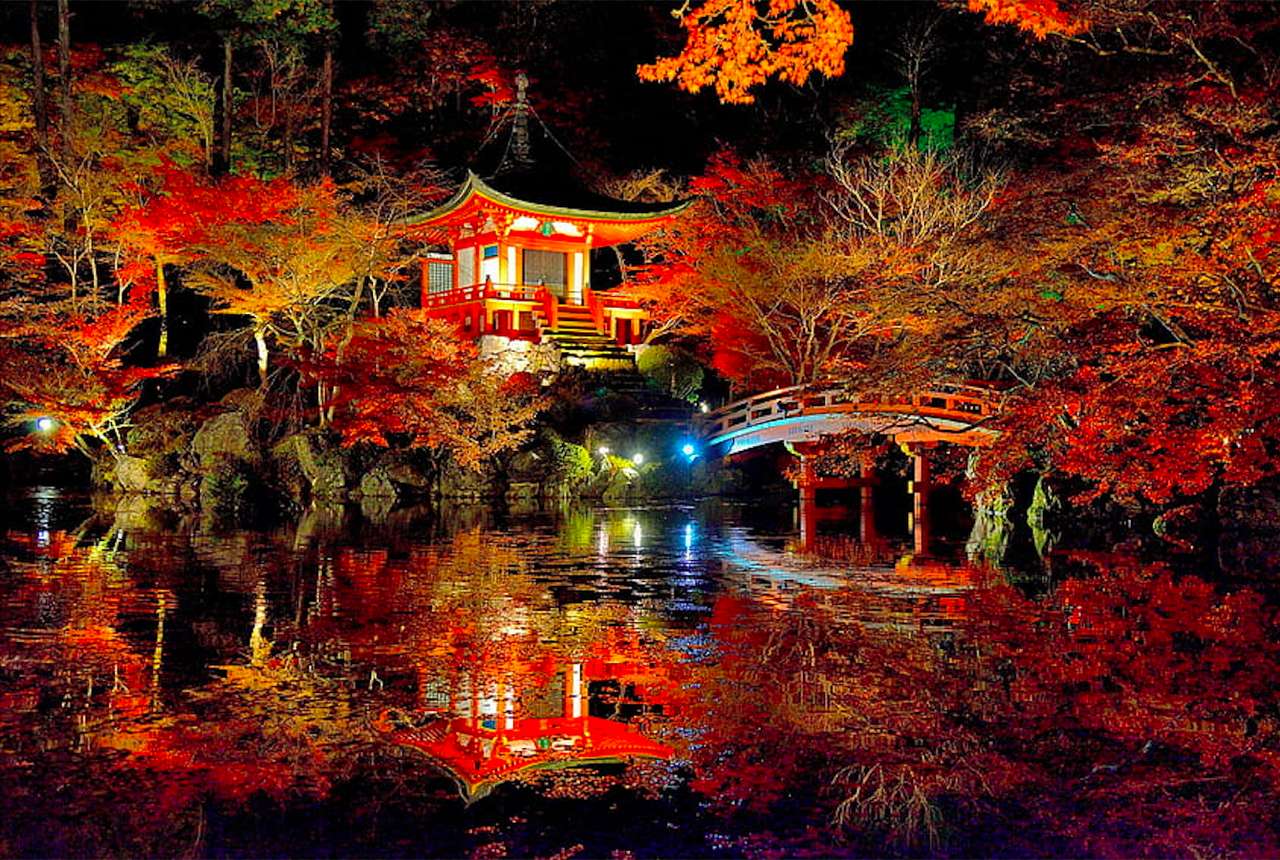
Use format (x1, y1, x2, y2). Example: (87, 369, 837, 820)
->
(0, 491, 1276, 857)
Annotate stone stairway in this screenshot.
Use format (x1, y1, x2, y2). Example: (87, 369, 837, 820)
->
(538, 305, 635, 370)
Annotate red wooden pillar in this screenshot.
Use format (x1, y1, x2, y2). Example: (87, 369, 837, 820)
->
(796, 456, 817, 501)
(798, 492, 816, 551)
(859, 453, 877, 544)
(908, 447, 931, 555)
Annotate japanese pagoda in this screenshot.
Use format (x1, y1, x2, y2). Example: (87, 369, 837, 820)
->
(406, 73, 689, 367)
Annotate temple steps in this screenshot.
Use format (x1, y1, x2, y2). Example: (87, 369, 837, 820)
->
(533, 305, 638, 371)
(542, 331, 634, 370)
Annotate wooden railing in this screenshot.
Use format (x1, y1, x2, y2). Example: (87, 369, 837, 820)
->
(539, 287, 559, 329)
(584, 286, 605, 331)
(698, 382, 1004, 441)
(595, 288, 642, 309)
(422, 281, 647, 342)
(425, 282, 642, 311)
(422, 281, 545, 309)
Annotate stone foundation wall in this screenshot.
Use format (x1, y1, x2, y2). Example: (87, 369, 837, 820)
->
(477, 334, 562, 376)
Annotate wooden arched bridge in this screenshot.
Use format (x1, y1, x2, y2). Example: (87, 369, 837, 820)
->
(696, 383, 1004, 457)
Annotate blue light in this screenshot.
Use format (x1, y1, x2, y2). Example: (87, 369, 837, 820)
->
(681, 443, 696, 457)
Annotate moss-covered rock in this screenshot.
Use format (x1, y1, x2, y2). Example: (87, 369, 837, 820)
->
(600, 467, 642, 504)
(358, 468, 397, 500)
(968, 486, 1016, 562)
(271, 432, 348, 501)
(1026, 475, 1063, 556)
(199, 454, 259, 517)
(126, 399, 203, 478)
(691, 459, 748, 496)
(538, 430, 594, 496)
(439, 460, 500, 500)
(191, 411, 256, 469)
(114, 455, 155, 494)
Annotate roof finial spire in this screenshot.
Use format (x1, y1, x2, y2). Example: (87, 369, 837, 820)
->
(511, 71, 533, 167)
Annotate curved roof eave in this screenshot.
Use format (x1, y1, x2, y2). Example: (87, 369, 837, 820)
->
(404, 171, 692, 228)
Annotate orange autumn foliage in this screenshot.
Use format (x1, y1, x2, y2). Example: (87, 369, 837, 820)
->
(967, 0, 1088, 38)
(639, 0, 1087, 106)
(302, 310, 544, 469)
(638, 0, 854, 105)
(0, 290, 176, 456)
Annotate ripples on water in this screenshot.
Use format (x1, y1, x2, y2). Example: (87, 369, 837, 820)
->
(0, 490, 1277, 857)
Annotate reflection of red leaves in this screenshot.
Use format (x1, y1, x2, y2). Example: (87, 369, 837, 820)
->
(681, 555, 1280, 853)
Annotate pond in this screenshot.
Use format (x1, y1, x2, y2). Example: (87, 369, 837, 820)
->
(0, 489, 1276, 857)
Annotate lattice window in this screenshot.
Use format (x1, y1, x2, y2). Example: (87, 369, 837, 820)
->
(427, 260, 453, 294)
(457, 248, 475, 287)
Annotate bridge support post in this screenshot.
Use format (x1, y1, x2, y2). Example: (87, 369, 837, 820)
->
(798, 492, 817, 550)
(907, 446, 932, 555)
(796, 456, 818, 502)
(795, 455, 817, 550)
(859, 453, 877, 544)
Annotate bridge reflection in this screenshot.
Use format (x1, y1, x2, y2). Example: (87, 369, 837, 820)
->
(794, 462, 932, 556)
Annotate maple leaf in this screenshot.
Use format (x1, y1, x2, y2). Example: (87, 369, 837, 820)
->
(967, 0, 1088, 38)
(638, 0, 854, 105)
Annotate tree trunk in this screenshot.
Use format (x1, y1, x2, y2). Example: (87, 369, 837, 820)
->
(56, 0, 71, 161)
(29, 0, 53, 194)
(216, 35, 233, 175)
(283, 108, 294, 173)
(254, 327, 269, 387)
(908, 77, 922, 148)
(156, 258, 168, 358)
(319, 41, 333, 176)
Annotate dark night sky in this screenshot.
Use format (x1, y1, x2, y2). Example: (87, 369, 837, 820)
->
(0, 0, 1007, 179)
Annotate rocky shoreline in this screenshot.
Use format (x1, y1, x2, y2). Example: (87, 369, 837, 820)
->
(90, 387, 754, 520)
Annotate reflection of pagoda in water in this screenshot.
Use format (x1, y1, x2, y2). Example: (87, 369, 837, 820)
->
(381, 656, 675, 802)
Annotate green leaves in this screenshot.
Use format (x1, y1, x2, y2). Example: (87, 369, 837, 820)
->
(108, 44, 214, 164)
(198, 0, 337, 45)
(836, 86, 956, 152)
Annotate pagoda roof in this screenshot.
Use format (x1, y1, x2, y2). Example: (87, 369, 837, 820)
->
(388, 715, 674, 803)
(404, 171, 690, 248)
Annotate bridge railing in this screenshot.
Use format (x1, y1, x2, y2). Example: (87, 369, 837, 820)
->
(698, 383, 1003, 440)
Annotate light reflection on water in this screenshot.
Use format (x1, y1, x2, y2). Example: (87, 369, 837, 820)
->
(0, 491, 1276, 858)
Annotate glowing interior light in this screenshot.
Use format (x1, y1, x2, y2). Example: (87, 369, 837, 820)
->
(681, 443, 696, 457)
(699, 402, 710, 413)
(35, 417, 55, 433)
(598, 446, 611, 456)
(632, 453, 644, 465)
